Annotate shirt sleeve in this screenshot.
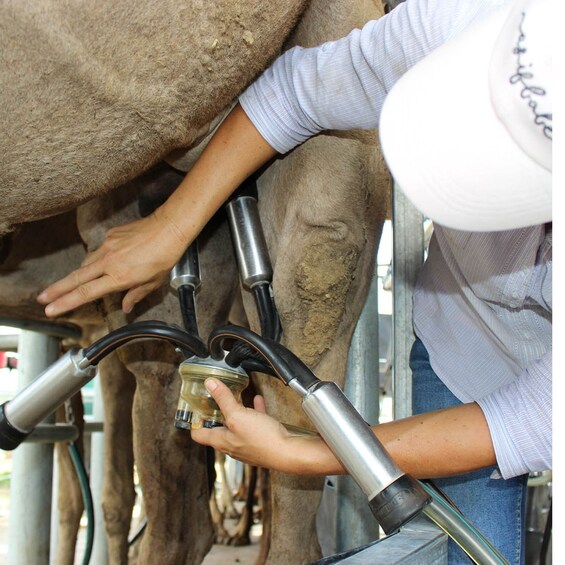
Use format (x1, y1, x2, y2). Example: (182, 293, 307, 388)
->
(477, 351, 552, 479)
(239, 0, 508, 154)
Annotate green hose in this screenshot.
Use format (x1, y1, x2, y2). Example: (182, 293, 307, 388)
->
(68, 442, 95, 565)
(421, 481, 508, 565)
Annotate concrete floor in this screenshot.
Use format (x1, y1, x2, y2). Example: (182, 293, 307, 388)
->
(202, 536, 260, 565)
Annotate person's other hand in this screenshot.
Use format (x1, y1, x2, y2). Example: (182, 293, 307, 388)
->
(191, 378, 298, 471)
(37, 209, 189, 317)
(37, 104, 278, 319)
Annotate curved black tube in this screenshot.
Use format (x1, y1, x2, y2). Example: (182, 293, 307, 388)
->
(209, 325, 318, 389)
(178, 285, 200, 337)
(252, 283, 281, 342)
(239, 357, 278, 377)
(224, 339, 275, 376)
(83, 320, 208, 364)
(224, 284, 280, 369)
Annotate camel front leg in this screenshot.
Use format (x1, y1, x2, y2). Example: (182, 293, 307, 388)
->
(250, 132, 387, 564)
(122, 344, 215, 565)
(98, 353, 137, 565)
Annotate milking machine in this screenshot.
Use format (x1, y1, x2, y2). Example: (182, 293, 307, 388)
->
(0, 177, 509, 563)
(206, 324, 433, 535)
(173, 176, 281, 430)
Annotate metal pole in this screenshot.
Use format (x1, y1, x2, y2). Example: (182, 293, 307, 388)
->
(8, 330, 59, 565)
(392, 184, 424, 420)
(49, 450, 60, 565)
(90, 376, 109, 565)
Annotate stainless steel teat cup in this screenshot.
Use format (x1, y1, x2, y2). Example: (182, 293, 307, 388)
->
(174, 356, 249, 429)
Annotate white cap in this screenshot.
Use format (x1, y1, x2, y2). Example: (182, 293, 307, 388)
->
(379, 0, 552, 231)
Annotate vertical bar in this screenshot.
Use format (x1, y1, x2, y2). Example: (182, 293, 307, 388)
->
(90, 376, 108, 564)
(49, 454, 60, 565)
(392, 184, 424, 420)
(8, 331, 59, 565)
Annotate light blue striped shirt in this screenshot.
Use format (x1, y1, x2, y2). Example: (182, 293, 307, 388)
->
(239, 0, 551, 478)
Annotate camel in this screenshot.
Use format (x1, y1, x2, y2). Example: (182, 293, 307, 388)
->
(0, 0, 389, 563)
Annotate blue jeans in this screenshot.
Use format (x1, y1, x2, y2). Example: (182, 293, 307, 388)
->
(410, 338, 528, 564)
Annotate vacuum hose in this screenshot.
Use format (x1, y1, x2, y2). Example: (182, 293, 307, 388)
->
(170, 243, 201, 337)
(225, 193, 281, 341)
(0, 321, 207, 451)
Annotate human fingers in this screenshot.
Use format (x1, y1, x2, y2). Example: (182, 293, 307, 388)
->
(253, 395, 267, 413)
(37, 260, 105, 306)
(204, 378, 243, 422)
(41, 273, 128, 317)
(79, 245, 108, 267)
(189, 380, 240, 450)
(122, 281, 164, 314)
(190, 379, 252, 449)
(37, 257, 114, 316)
(190, 422, 231, 450)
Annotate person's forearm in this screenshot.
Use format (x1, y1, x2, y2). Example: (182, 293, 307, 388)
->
(375, 402, 496, 478)
(288, 402, 496, 479)
(155, 103, 278, 245)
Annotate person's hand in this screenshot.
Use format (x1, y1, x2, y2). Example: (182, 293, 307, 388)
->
(37, 104, 278, 318)
(37, 209, 190, 317)
(191, 378, 301, 471)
